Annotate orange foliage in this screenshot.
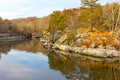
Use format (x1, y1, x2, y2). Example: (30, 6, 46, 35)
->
(79, 30, 119, 49)
(112, 41, 120, 50)
(81, 39, 91, 47)
(106, 36, 114, 44)
(80, 28, 89, 33)
(94, 40, 103, 46)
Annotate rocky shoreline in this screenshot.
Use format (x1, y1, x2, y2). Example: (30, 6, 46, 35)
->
(53, 44, 120, 57)
(40, 38, 120, 58)
(40, 30, 120, 61)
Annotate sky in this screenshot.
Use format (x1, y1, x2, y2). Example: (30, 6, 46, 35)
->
(0, 0, 118, 19)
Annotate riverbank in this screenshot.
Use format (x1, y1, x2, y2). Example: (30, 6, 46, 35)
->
(0, 32, 32, 42)
(40, 30, 120, 59)
(41, 39, 120, 58)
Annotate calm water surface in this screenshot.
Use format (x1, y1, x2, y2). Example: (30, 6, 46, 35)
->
(0, 40, 120, 80)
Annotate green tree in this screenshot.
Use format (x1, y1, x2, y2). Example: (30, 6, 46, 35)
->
(81, 0, 100, 31)
(79, 6, 102, 30)
(48, 11, 65, 43)
(63, 9, 80, 32)
(62, 9, 80, 45)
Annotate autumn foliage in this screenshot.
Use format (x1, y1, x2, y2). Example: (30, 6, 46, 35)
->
(79, 29, 120, 50)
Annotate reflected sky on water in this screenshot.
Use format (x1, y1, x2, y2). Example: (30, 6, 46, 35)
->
(0, 46, 66, 80)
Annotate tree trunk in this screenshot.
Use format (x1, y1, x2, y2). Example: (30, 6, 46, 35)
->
(111, 5, 115, 31)
(115, 7, 120, 31)
(90, 6, 94, 32)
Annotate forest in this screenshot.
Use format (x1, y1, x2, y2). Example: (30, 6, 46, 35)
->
(0, 1, 120, 80)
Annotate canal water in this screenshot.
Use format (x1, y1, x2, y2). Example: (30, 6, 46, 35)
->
(0, 40, 120, 80)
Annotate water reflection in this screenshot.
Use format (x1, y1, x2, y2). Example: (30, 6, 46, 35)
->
(0, 40, 48, 54)
(0, 51, 66, 80)
(0, 40, 66, 80)
(48, 52, 120, 80)
(0, 40, 120, 80)
(13, 40, 48, 54)
(0, 40, 30, 54)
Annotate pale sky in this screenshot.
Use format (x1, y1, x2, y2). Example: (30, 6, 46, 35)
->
(0, 0, 118, 19)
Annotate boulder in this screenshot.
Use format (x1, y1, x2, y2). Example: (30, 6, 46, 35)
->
(81, 48, 120, 57)
(82, 48, 107, 57)
(69, 47, 82, 53)
(75, 34, 81, 39)
(105, 49, 120, 57)
(81, 46, 87, 49)
(106, 45, 115, 50)
(81, 33, 87, 38)
(58, 34, 67, 43)
(75, 38, 83, 46)
(98, 45, 104, 49)
(53, 44, 70, 51)
(51, 44, 120, 58)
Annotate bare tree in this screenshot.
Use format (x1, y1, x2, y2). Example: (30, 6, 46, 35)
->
(115, 5, 120, 30)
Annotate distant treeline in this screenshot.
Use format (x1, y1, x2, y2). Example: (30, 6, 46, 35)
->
(0, 1, 119, 35)
(0, 16, 49, 35)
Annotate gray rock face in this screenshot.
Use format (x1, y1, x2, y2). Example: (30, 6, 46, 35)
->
(80, 48, 120, 57)
(98, 45, 104, 49)
(69, 47, 82, 53)
(52, 44, 120, 58)
(106, 45, 115, 50)
(58, 35, 67, 43)
(82, 48, 107, 57)
(41, 31, 120, 58)
(75, 38, 83, 46)
(75, 34, 81, 39)
(53, 44, 70, 51)
(51, 31, 61, 42)
(105, 49, 120, 57)
(81, 33, 87, 38)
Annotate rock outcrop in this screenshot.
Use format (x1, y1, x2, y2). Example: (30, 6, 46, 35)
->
(41, 30, 120, 58)
(52, 44, 120, 58)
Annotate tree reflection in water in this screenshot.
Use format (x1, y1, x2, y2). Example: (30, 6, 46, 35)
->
(48, 52, 120, 80)
(0, 39, 48, 55)
(0, 40, 120, 80)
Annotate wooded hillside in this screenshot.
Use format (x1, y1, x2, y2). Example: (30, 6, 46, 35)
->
(0, 2, 119, 38)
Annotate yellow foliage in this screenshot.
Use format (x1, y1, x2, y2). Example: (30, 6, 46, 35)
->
(112, 41, 120, 50)
(79, 31, 119, 49)
(94, 40, 103, 46)
(81, 39, 91, 47)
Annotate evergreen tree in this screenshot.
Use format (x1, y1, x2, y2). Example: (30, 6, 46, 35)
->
(48, 11, 65, 43)
(81, 0, 100, 31)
